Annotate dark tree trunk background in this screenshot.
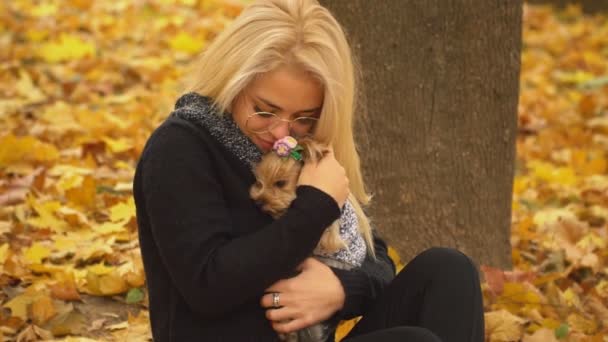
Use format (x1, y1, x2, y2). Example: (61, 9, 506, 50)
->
(319, 0, 523, 269)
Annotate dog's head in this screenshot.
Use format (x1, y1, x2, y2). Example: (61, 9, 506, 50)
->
(297, 137, 329, 164)
(250, 153, 301, 218)
(250, 137, 330, 218)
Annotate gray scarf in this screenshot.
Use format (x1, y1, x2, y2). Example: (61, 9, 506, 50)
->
(171, 92, 366, 268)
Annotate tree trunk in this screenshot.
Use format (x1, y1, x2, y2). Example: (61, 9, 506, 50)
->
(319, 0, 522, 269)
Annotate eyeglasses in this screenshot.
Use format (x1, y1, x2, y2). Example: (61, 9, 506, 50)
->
(245, 111, 319, 137)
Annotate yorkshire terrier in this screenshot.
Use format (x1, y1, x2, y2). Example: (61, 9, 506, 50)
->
(250, 136, 360, 342)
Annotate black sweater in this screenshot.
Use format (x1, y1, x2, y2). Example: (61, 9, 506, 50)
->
(133, 110, 395, 341)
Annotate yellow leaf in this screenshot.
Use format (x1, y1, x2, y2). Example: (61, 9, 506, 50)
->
(15, 69, 47, 103)
(40, 101, 84, 133)
(28, 263, 65, 274)
(562, 288, 582, 309)
(554, 70, 595, 85)
(26, 198, 69, 232)
(108, 321, 129, 331)
(65, 175, 97, 209)
(56, 206, 90, 227)
(87, 263, 114, 276)
(47, 164, 93, 177)
(540, 318, 561, 330)
(596, 280, 608, 298)
(31, 3, 58, 17)
(56, 173, 85, 192)
(104, 111, 134, 129)
(533, 208, 576, 229)
(3, 293, 33, 320)
(53, 236, 78, 252)
(74, 239, 113, 262)
(512, 176, 532, 195)
(335, 317, 360, 341)
(92, 221, 126, 235)
(50, 272, 81, 301)
(528, 160, 576, 186)
(86, 269, 128, 296)
(114, 181, 133, 192)
(485, 309, 525, 342)
(522, 328, 558, 342)
(387, 246, 404, 273)
(110, 197, 135, 223)
(571, 149, 607, 176)
(496, 282, 542, 314)
(0, 134, 59, 167)
(113, 160, 133, 170)
(168, 32, 204, 54)
(30, 295, 56, 325)
(118, 260, 146, 288)
(0, 243, 9, 264)
(575, 233, 605, 250)
(567, 313, 598, 334)
(24, 243, 51, 264)
(25, 28, 48, 42)
(102, 136, 134, 154)
(38, 33, 96, 63)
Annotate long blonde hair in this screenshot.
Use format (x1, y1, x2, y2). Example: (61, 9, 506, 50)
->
(179, 0, 375, 257)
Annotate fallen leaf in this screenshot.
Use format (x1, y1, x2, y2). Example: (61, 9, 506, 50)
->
(485, 309, 526, 342)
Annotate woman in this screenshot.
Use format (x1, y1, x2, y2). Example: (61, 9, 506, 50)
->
(132, 0, 484, 341)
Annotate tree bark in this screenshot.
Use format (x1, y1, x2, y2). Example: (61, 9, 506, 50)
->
(319, 0, 522, 268)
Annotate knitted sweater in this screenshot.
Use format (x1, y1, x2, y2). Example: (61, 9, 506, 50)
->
(133, 92, 396, 341)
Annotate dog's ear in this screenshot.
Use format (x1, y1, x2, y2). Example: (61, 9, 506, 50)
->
(298, 137, 328, 163)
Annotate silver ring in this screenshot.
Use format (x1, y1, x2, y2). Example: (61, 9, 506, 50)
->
(272, 292, 280, 308)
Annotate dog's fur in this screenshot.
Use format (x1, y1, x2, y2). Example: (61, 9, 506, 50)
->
(250, 137, 347, 254)
(249, 137, 353, 342)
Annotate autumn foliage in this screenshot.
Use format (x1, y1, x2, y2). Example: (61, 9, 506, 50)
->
(481, 4, 608, 342)
(0, 1, 607, 341)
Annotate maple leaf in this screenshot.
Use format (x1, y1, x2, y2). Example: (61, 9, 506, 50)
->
(38, 33, 96, 63)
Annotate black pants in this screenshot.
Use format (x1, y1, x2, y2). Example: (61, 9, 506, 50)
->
(342, 247, 484, 342)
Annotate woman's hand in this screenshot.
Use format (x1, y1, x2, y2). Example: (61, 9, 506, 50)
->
(297, 146, 349, 208)
(260, 257, 345, 334)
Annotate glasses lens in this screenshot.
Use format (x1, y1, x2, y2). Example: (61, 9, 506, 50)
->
(292, 117, 317, 130)
(246, 112, 278, 134)
(245, 112, 318, 136)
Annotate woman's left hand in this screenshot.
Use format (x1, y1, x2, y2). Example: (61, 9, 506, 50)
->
(260, 257, 345, 334)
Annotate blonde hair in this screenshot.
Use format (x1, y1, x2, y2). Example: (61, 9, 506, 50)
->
(180, 0, 376, 257)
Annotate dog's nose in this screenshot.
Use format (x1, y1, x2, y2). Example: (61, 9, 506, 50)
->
(254, 199, 264, 207)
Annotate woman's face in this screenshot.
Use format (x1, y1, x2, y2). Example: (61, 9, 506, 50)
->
(231, 65, 324, 152)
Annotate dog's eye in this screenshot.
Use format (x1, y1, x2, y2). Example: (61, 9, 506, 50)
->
(255, 180, 263, 187)
(274, 180, 287, 188)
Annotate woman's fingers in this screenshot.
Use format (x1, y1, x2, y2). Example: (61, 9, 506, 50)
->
(264, 306, 298, 322)
(260, 291, 290, 309)
(271, 316, 314, 334)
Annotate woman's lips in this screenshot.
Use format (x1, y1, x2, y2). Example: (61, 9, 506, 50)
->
(258, 138, 274, 150)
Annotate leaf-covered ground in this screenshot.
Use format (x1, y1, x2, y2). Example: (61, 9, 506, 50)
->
(482, 4, 608, 342)
(0, 1, 606, 341)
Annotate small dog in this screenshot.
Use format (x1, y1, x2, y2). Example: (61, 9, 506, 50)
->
(250, 136, 347, 256)
(250, 136, 357, 342)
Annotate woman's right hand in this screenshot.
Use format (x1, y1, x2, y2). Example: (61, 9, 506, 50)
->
(297, 146, 349, 208)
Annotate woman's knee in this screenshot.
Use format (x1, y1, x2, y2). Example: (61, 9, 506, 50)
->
(401, 247, 479, 280)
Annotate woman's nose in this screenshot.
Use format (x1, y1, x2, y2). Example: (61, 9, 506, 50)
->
(269, 120, 290, 139)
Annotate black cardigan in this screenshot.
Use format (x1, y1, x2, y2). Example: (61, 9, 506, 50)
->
(133, 114, 396, 341)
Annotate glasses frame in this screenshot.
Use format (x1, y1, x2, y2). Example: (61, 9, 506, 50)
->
(245, 111, 319, 138)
